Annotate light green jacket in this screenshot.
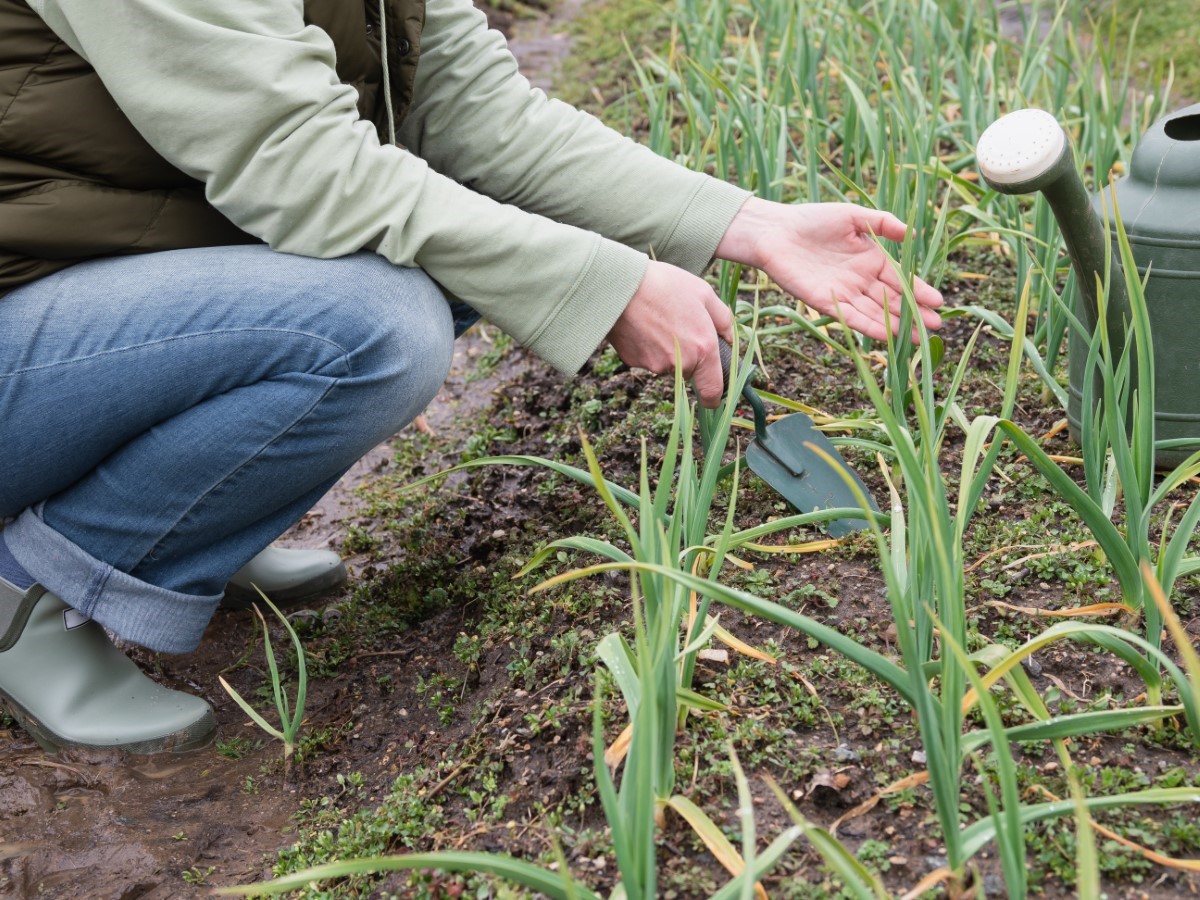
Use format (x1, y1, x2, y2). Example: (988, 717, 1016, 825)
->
(28, 0, 750, 373)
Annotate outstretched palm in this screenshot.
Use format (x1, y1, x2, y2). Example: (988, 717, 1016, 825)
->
(718, 200, 943, 342)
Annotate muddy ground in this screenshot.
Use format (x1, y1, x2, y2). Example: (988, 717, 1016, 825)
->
(4, 3, 1200, 900)
(0, 327, 532, 900)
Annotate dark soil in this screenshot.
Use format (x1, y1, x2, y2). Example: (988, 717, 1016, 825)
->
(4, 4, 1200, 900)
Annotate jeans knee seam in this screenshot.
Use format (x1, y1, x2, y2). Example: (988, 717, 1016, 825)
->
(135, 375, 343, 570)
(0, 328, 354, 380)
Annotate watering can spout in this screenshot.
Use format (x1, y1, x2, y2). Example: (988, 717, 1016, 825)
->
(978, 105, 1200, 466)
(976, 108, 1129, 349)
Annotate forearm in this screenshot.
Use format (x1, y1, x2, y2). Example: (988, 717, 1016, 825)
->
(400, 0, 751, 274)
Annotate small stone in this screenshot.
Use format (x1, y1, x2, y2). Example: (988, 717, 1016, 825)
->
(833, 745, 860, 763)
(911, 750, 927, 765)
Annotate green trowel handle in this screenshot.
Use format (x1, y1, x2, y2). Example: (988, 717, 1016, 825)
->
(718, 339, 770, 442)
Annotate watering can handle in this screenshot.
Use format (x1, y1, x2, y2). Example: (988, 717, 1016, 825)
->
(716, 338, 770, 442)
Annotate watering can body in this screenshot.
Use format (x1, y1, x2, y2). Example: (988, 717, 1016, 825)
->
(1067, 103, 1200, 467)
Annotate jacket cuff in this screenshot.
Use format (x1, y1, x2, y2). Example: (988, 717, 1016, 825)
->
(525, 238, 648, 375)
(656, 177, 752, 275)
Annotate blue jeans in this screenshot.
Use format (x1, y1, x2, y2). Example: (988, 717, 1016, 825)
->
(0, 246, 477, 653)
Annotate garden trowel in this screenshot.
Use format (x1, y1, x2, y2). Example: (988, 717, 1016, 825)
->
(720, 341, 878, 537)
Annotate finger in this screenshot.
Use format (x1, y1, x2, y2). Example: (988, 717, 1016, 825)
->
(865, 277, 943, 331)
(859, 282, 906, 326)
(912, 276, 945, 309)
(875, 256, 945, 310)
(839, 296, 893, 341)
(691, 338, 725, 409)
(702, 288, 735, 344)
(863, 287, 943, 336)
(812, 295, 875, 338)
(872, 255, 906, 297)
(918, 304, 943, 330)
(860, 209, 910, 243)
(868, 262, 945, 331)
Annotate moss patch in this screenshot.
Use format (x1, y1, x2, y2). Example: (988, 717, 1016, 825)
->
(1094, 0, 1200, 104)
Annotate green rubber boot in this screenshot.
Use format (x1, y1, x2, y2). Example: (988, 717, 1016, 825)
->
(223, 545, 347, 610)
(0, 579, 215, 754)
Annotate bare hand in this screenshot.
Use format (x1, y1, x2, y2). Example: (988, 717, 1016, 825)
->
(605, 260, 735, 408)
(716, 198, 944, 341)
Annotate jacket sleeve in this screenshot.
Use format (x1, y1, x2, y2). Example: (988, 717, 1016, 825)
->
(400, 0, 751, 275)
(27, 0, 648, 374)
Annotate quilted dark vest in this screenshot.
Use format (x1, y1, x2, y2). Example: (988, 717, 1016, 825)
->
(0, 0, 424, 295)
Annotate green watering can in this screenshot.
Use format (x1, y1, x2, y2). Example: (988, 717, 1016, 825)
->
(976, 105, 1200, 467)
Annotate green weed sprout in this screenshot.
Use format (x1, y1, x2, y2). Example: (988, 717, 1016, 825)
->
(218, 589, 308, 774)
(220, 661, 868, 899)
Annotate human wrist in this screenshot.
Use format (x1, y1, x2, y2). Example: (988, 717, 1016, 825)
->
(714, 196, 776, 268)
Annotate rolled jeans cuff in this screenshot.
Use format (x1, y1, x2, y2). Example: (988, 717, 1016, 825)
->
(4, 505, 220, 654)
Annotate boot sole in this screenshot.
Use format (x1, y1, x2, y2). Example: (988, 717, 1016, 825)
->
(221, 560, 348, 611)
(0, 686, 216, 755)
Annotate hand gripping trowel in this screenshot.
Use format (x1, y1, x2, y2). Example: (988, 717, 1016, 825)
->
(719, 340, 879, 537)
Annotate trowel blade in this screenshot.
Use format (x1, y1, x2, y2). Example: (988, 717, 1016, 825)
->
(744, 412, 878, 538)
